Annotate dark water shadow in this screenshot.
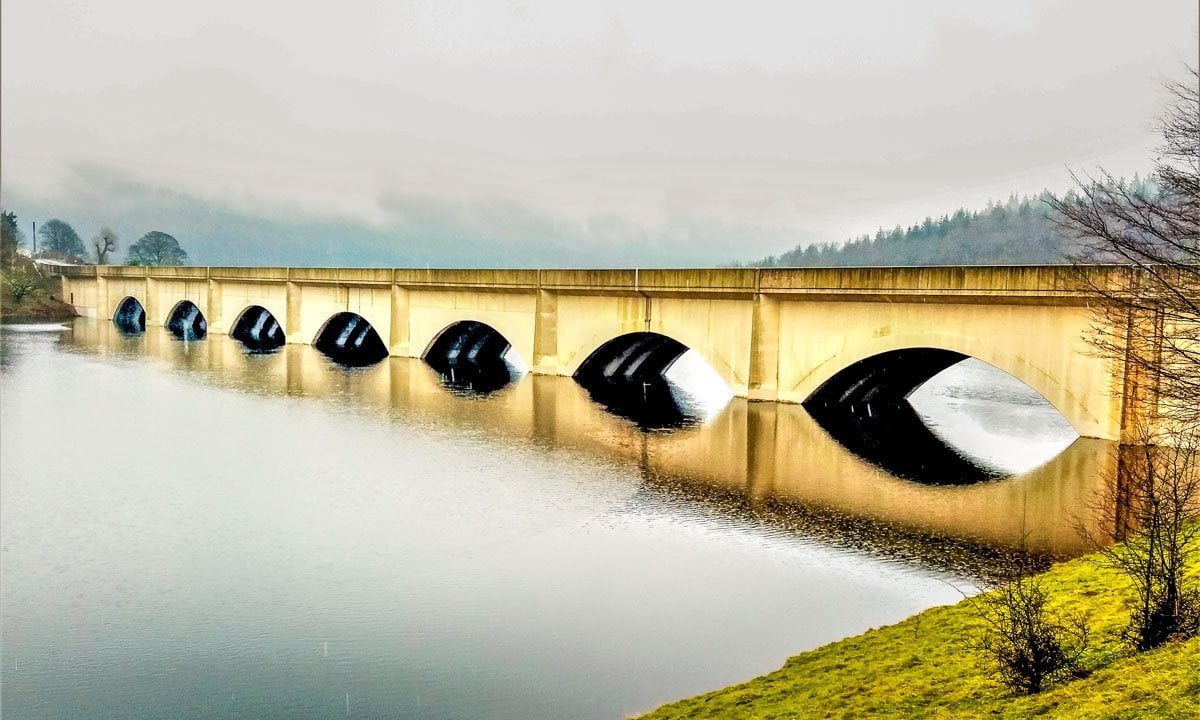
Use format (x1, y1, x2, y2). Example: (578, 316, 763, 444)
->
(230, 305, 286, 353)
(806, 398, 1004, 484)
(803, 348, 1011, 485)
(423, 320, 523, 396)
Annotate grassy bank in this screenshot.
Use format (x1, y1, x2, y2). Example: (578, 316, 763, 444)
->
(637, 543, 1200, 719)
(2, 259, 78, 322)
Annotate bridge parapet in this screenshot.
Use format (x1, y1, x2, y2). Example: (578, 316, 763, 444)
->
(395, 268, 540, 289)
(538, 269, 638, 293)
(209, 267, 290, 282)
(284, 267, 393, 284)
(758, 265, 1131, 302)
(55, 263, 1132, 295)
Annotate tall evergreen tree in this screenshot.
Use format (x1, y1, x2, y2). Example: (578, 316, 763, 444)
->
(1, 210, 24, 267)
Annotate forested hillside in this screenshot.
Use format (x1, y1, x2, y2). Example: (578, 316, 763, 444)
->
(755, 180, 1152, 267)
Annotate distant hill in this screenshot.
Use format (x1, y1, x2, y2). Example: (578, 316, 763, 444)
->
(752, 180, 1152, 268)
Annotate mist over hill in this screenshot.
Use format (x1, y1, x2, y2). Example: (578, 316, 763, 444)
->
(748, 186, 1156, 268)
(3, 165, 810, 268)
(5, 166, 1157, 269)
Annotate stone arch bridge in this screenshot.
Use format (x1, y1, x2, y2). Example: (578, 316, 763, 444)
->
(52, 265, 1154, 441)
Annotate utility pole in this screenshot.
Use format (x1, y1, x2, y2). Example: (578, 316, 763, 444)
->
(31, 221, 36, 255)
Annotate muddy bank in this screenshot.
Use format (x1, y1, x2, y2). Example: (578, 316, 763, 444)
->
(1, 295, 78, 323)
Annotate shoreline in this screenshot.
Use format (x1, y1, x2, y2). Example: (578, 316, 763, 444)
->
(0, 296, 78, 323)
(634, 535, 1200, 719)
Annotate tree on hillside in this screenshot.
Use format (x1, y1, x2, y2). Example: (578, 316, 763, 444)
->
(127, 231, 188, 266)
(3, 262, 45, 303)
(93, 227, 119, 264)
(756, 192, 1079, 268)
(37, 219, 86, 261)
(1, 210, 24, 267)
(1049, 67, 1199, 430)
(1051, 66, 1200, 651)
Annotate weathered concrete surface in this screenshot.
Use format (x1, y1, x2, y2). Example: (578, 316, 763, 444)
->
(53, 265, 1149, 440)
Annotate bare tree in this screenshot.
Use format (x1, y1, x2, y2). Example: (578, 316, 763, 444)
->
(970, 561, 1089, 695)
(1048, 67, 1199, 430)
(93, 227, 118, 265)
(1091, 429, 1200, 650)
(36, 219, 87, 261)
(1052, 67, 1200, 651)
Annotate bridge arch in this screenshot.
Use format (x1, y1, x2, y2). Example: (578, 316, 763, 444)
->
(230, 305, 286, 351)
(564, 327, 741, 398)
(166, 300, 208, 340)
(573, 331, 732, 427)
(113, 296, 147, 333)
(408, 310, 533, 376)
(794, 331, 1100, 437)
(422, 320, 526, 392)
(313, 311, 389, 367)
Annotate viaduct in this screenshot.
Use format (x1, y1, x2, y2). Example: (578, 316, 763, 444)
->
(51, 264, 1152, 442)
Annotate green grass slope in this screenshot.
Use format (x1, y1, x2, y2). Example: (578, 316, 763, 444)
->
(637, 545, 1200, 720)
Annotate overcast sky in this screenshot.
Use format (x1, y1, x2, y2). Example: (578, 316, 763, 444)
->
(1, 0, 1197, 266)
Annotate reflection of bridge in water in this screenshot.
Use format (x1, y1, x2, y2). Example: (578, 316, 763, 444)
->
(66, 320, 1115, 558)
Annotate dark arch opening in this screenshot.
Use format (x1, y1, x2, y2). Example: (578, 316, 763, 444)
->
(313, 312, 388, 367)
(166, 300, 208, 341)
(231, 305, 286, 352)
(803, 348, 1049, 484)
(573, 331, 698, 429)
(113, 296, 146, 334)
(422, 320, 522, 394)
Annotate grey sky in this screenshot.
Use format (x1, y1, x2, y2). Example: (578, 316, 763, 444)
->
(1, 0, 1196, 265)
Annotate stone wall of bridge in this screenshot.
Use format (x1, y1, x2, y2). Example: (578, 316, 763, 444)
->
(52, 264, 1144, 441)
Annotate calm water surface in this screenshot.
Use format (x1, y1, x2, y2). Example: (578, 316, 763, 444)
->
(0, 320, 1114, 719)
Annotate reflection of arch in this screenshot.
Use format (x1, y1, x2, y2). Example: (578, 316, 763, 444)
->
(795, 332, 1097, 437)
(802, 348, 1071, 485)
(230, 305, 286, 352)
(166, 300, 207, 340)
(804, 349, 997, 484)
(422, 320, 521, 393)
(113, 296, 146, 334)
(573, 332, 698, 428)
(313, 312, 388, 367)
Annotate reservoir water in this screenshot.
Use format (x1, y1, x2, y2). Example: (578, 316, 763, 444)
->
(0, 320, 1114, 719)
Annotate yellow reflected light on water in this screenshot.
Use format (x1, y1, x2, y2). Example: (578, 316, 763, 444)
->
(65, 319, 1115, 558)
